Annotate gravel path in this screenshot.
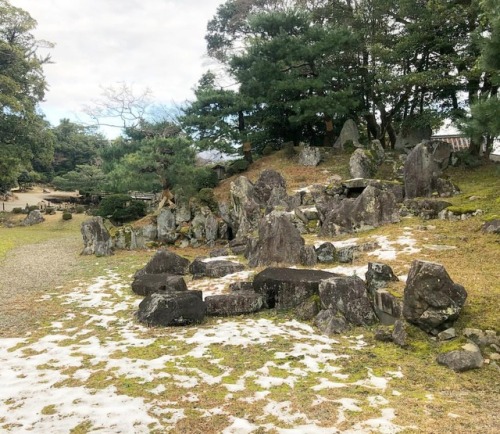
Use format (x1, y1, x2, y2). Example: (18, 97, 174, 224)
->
(0, 236, 81, 337)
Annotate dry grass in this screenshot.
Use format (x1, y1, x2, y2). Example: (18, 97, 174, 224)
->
(214, 147, 351, 202)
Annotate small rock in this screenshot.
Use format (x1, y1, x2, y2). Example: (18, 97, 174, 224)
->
(374, 328, 393, 343)
(437, 350, 483, 372)
(392, 320, 408, 348)
(462, 342, 481, 353)
(438, 328, 457, 341)
(490, 353, 500, 361)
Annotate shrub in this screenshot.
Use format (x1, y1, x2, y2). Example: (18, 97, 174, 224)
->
(12, 207, 23, 214)
(75, 205, 86, 214)
(262, 144, 275, 156)
(28, 205, 39, 212)
(192, 167, 219, 190)
(227, 159, 250, 176)
(62, 212, 73, 220)
(195, 188, 219, 212)
(96, 194, 146, 224)
(45, 207, 56, 215)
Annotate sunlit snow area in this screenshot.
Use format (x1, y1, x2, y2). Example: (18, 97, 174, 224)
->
(0, 234, 424, 433)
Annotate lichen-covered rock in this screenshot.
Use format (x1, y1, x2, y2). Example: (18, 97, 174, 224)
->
(481, 219, 500, 235)
(81, 217, 113, 256)
(436, 350, 483, 372)
(318, 276, 377, 328)
(205, 291, 263, 316)
(135, 249, 190, 276)
(333, 119, 360, 149)
(349, 148, 376, 179)
(401, 199, 452, 220)
(229, 176, 261, 240)
(320, 186, 400, 236)
(298, 147, 321, 166)
(189, 258, 245, 279)
(247, 213, 305, 267)
(131, 274, 187, 296)
(403, 260, 467, 333)
(314, 309, 349, 334)
(404, 142, 437, 199)
(315, 242, 337, 263)
(253, 267, 337, 309)
(300, 245, 318, 266)
(392, 320, 408, 347)
(137, 291, 205, 326)
(366, 262, 402, 325)
(22, 209, 44, 226)
(157, 208, 177, 243)
(366, 262, 399, 292)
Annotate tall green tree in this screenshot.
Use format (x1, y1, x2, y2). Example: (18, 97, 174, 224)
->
(52, 119, 107, 176)
(460, 0, 500, 153)
(181, 71, 253, 161)
(0, 0, 53, 192)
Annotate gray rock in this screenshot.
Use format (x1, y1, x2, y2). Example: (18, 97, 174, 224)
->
(314, 309, 349, 334)
(298, 147, 321, 166)
(365, 262, 400, 323)
(113, 226, 145, 250)
(205, 291, 263, 316)
(135, 249, 190, 276)
(229, 281, 254, 292)
(369, 289, 403, 325)
(22, 209, 45, 226)
(401, 199, 452, 220)
(253, 169, 288, 205)
(349, 148, 376, 179)
(318, 276, 377, 328)
(404, 142, 438, 199)
(369, 139, 385, 164)
(157, 208, 178, 243)
(253, 267, 338, 309)
(403, 260, 467, 333)
(81, 217, 113, 256)
(247, 213, 305, 267)
(333, 119, 360, 150)
(295, 298, 321, 321)
(131, 274, 187, 297)
(437, 350, 483, 372)
(482, 219, 500, 234)
(300, 245, 318, 266)
(366, 262, 399, 292)
(229, 176, 261, 240)
(438, 328, 457, 341)
(315, 242, 337, 264)
(189, 258, 245, 279)
(463, 328, 499, 347)
(175, 198, 191, 224)
(137, 291, 206, 326)
(374, 327, 394, 342)
(320, 185, 400, 236)
(392, 320, 408, 347)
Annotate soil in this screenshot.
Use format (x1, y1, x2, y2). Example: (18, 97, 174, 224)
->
(1, 187, 78, 212)
(0, 235, 81, 338)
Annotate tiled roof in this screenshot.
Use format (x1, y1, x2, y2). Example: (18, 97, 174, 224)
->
(431, 135, 470, 152)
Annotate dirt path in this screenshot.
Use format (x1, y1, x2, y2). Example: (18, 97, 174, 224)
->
(0, 235, 82, 338)
(1, 187, 78, 212)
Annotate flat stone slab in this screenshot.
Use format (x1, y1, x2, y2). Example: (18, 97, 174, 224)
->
(189, 258, 245, 279)
(253, 267, 338, 309)
(205, 291, 264, 316)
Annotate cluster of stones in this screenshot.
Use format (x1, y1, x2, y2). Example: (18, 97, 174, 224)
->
(133, 249, 470, 363)
(81, 133, 477, 254)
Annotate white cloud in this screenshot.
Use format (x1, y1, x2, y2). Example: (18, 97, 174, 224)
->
(10, 0, 225, 128)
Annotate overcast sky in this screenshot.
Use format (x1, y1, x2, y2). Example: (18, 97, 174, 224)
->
(10, 0, 225, 134)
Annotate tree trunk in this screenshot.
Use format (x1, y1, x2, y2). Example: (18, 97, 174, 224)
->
(323, 116, 335, 147)
(238, 110, 252, 163)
